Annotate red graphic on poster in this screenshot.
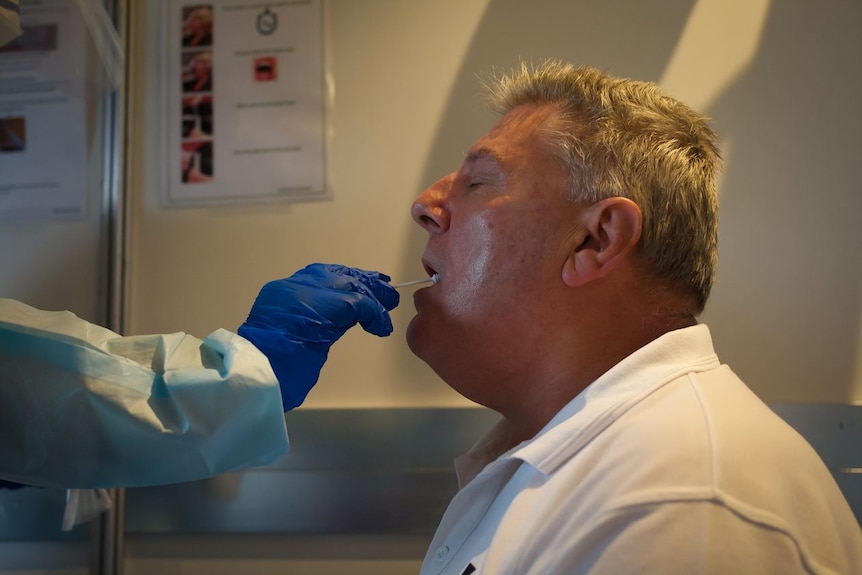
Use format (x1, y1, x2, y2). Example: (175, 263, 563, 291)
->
(254, 57, 277, 82)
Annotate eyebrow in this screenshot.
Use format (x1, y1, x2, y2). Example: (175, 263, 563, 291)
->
(464, 147, 504, 168)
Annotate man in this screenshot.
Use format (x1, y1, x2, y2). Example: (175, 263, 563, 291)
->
(406, 60, 861, 574)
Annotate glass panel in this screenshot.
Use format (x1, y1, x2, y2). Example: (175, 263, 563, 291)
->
(0, 3, 123, 570)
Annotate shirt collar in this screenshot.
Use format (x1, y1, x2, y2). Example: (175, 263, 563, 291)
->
(459, 324, 720, 484)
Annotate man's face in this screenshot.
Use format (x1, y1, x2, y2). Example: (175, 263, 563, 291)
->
(406, 104, 585, 407)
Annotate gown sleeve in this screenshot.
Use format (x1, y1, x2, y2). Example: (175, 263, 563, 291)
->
(0, 298, 289, 489)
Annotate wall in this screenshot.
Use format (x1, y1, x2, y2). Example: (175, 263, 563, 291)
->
(127, 0, 493, 409)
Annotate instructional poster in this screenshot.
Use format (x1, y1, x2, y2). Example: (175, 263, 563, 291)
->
(165, 0, 330, 206)
(0, 0, 88, 221)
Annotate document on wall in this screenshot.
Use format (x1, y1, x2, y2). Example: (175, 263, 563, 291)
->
(164, 0, 330, 206)
(0, 0, 88, 221)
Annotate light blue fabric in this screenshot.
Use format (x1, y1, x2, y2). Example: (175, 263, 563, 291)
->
(0, 298, 289, 489)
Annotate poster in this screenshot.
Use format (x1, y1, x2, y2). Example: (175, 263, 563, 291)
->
(164, 0, 330, 206)
(0, 0, 88, 221)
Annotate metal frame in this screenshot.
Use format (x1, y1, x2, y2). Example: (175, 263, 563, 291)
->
(92, 0, 130, 572)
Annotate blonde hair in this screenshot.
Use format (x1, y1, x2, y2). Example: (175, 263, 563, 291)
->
(486, 60, 721, 313)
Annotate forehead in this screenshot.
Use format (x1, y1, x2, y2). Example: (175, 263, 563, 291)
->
(464, 104, 560, 169)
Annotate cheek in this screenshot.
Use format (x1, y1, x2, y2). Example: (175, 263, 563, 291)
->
(446, 250, 492, 319)
(450, 215, 496, 279)
(447, 219, 527, 313)
(463, 234, 496, 285)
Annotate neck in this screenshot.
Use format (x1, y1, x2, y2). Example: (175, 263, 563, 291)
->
(497, 311, 697, 447)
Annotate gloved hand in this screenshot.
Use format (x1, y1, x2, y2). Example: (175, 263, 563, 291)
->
(238, 263, 400, 411)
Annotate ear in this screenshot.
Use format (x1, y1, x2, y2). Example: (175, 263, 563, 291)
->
(562, 197, 642, 287)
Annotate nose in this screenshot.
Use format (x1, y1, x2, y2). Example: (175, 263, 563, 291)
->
(411, 173, 454, 234)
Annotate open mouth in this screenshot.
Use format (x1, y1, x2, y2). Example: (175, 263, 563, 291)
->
(422, 262, 440, 284)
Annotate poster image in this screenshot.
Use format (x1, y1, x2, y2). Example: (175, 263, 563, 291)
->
(0, 117, 27, 152)
(165, 0, 330, 206)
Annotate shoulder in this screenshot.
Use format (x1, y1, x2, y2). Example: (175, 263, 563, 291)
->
(529, 368, 862, 573)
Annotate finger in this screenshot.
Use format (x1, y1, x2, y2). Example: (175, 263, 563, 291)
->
(335, 266, 400, 311)
(344, 289, 395, 337)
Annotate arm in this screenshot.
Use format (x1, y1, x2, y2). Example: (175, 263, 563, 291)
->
(524, 500, 832, 575)
(0, 264, 398, 489)
(0, 299, 288, 489)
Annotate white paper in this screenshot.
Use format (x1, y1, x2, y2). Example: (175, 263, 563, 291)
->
(164, 0, 330, 206)
(0, 0, 88, 221)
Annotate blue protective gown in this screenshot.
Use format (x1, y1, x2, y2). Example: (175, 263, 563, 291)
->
(0, 298, 289, 489)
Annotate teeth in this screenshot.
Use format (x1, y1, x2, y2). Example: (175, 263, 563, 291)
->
(431, 272, 439, 284)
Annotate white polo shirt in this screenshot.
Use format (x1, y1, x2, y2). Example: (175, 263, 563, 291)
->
(420, 324, 862, 575)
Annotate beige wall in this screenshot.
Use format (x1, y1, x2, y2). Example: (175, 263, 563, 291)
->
(126, 0, 494, 409)
(128, 0, 862, 407)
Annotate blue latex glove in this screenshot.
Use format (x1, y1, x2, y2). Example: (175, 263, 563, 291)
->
(238, 264, 400, 411)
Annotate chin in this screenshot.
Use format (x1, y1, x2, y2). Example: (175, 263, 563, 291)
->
(406, 315, 448, 375)
(405, 316, 426, 358)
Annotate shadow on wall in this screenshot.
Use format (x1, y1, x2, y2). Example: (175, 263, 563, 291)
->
(398, 0, 862, 402)
(700, 0, 862, 402)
